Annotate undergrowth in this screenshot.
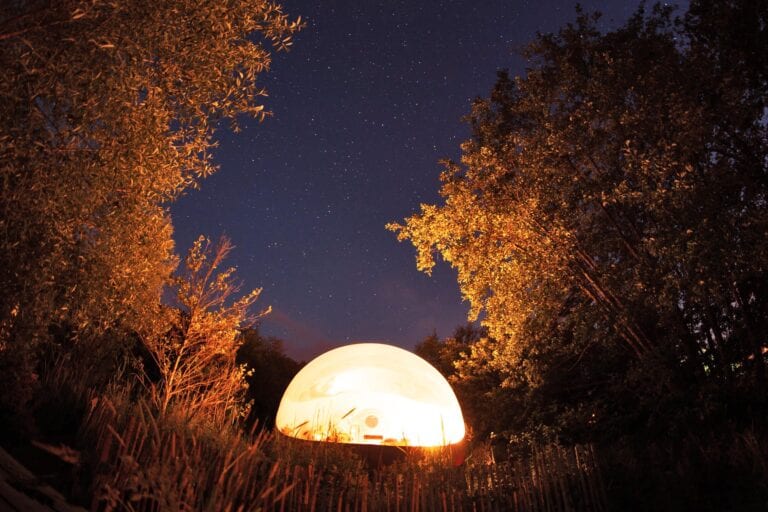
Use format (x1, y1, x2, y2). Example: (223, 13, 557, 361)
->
(21, 356, 768, 511)
(27, 363, 606, 511)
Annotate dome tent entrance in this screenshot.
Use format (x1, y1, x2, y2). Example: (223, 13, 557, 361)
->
(276, 343, 465, 447)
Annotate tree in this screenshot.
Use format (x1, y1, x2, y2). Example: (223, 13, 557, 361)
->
(0, 1, 300, 409)
(236, 327, 302, 429)
(146, 236, 269, 424)
(415, 325, 510, 441)
(389, 2, 768, 440)
(415, 324, 484, 380)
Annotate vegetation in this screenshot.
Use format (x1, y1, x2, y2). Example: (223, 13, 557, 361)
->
(146, 235, 268, 423)
(0, 0, 301, 421)
(393, 0, 768, 438)
(0, 0, 766, 510)
(393, 1, 768, 509)
(236, 327, 303, 429)
(50, 362, 606, 511)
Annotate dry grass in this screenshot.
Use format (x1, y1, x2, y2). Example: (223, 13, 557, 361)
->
(28, 352, 607, 512)
(29, 353, 607, 511)
(23, 351, 768, 511)
(75, 389, 606, 512)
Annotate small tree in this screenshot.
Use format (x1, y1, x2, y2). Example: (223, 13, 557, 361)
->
(146, 236, 269, 424)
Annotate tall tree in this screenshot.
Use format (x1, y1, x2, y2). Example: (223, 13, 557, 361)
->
(389, 2, 767, 438)
(0, 1, 301, 400)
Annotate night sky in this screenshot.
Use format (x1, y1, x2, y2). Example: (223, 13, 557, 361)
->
(171, 0, 674, 360)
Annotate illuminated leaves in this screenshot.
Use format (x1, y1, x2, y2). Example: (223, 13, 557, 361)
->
(147, 236, 270, 422)
(0, 1, 300, 349)
(391, 3, 768, 395)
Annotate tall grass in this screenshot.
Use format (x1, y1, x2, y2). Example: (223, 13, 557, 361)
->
(22, 353, 768, 511)
(28, 353, 607, 511)
(75, 389, 606, 511)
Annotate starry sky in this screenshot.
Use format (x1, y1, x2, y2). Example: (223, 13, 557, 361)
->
(171, 0, 678, 361)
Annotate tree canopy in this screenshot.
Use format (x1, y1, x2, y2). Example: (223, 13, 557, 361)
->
(0, 1, 299, 354)
(390, 1, 768, 440)
(0, 1, 301, 422)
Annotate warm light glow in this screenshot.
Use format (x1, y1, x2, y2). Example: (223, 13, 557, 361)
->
(276, 343, 465, 447)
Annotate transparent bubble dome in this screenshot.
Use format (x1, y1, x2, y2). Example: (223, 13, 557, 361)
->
(276, 343, 465, 447)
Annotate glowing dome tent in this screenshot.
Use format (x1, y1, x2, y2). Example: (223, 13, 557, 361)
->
(276, 343, 465, 447)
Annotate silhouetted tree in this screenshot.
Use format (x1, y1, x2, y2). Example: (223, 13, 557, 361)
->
(416, 325, 512, 441)
(236, 328, 302, 429)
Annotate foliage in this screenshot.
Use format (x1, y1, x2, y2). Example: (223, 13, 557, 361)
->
(78, 386, 607, 511)
(0, 0, 301, 414)
(21, 356, 766, 512)
(144, 236, 268, 424)
(415, 324, 479, 378)
(416, 324, 510, 442)
(390, 2, 768, 444)
(602, 427, 768, 511)
(236, 327, 302, 429)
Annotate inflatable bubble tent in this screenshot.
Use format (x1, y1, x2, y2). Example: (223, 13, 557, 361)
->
(275, 343, 465, 447)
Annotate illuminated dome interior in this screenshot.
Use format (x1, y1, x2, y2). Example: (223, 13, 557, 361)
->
(275, 343, 465, 447)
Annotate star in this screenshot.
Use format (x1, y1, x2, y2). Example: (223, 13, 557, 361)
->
(171, 0, 656, 359)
